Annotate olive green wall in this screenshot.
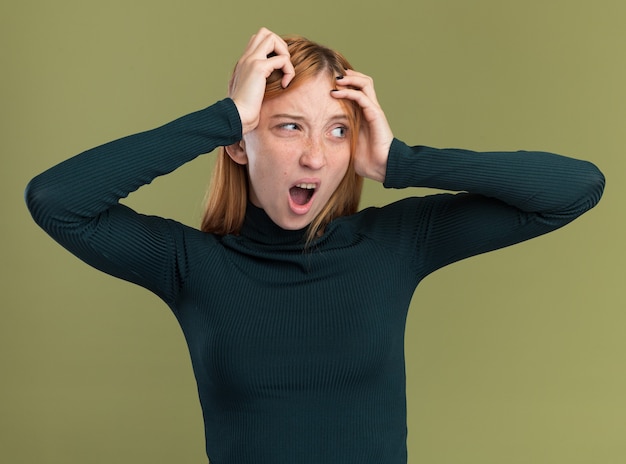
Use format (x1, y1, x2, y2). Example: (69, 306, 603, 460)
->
(2, 1, 624, 462)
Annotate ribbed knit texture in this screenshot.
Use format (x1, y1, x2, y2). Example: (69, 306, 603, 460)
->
(25, 98, 604, 463)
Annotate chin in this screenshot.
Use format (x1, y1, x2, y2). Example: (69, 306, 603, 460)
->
(272, 211, 315, 231)
(279, 218, 312, 231)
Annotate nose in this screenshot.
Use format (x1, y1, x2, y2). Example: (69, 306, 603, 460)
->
(299, 137, 326, 170)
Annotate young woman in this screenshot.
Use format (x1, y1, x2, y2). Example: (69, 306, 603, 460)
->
(25, 28, 605, 463)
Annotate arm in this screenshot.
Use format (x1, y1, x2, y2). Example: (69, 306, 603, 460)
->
(331, 70, 604, 274)
(382, 139, 605, 274)
(24, 27, 296, 305)
(25, 99, 242, 305)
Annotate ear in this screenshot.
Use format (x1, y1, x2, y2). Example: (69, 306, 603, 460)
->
(225, 140, 248, 165)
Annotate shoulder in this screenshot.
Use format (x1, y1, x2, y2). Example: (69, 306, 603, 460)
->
(346, 194, 453, 231)
(331, 194, 450, 250)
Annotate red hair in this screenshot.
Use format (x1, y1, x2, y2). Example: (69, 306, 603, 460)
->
(201, 35, 363, 242)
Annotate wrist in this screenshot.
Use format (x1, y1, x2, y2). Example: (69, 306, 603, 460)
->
(231, 98, 258, 135)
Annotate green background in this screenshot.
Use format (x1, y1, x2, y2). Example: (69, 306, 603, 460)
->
(2, 1, 624, 462)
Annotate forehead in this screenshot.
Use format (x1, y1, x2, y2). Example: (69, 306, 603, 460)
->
(261, 73, 347, 120)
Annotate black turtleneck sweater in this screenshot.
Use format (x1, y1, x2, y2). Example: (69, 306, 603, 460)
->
(25, 98, 604, 463)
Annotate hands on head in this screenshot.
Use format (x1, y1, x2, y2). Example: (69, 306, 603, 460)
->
(229, 27, 393, 183)
(229, 28, 295, 135)
(331, 70, 393, 183)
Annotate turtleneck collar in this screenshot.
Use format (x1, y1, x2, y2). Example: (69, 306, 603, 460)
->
(239, 202, 309, 246)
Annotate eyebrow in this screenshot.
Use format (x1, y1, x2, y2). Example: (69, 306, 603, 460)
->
(269, 113, 349, 122)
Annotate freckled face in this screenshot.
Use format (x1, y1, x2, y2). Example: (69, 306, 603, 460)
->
(241, 73, 352, 230)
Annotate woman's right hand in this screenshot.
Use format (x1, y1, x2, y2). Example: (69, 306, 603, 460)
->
(228, 28, 295, 135)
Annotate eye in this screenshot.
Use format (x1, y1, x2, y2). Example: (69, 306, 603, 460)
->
(330, 126, 348, 138)
(279, 123, 299, 131)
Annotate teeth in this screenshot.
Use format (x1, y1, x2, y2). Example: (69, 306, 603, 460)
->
(295, 183, 316, 190)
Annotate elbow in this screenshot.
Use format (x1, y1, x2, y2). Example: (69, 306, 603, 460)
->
(24, 173, 62, 230)
(553, 160, 605, 222)
(579, 160, 606, 212)
(24, 174, 47, 227)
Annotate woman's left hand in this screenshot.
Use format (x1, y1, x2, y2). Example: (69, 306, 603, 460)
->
(331, 70, 393, 183)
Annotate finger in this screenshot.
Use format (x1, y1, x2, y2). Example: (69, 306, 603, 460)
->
(280, 60, 296, 88)
(336, 70, 379, 104)
(237, 28, 284, 70)
(258, 34, 295, 87)
(243, 31, 294, 88)
(330, 88, 383, 123)
(242, 27, 274, 58)
(266, 54, 294, 79)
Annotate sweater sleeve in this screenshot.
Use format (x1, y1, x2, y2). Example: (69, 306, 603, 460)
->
(376, 138, 605, 276)
(24, 98, 243, 306)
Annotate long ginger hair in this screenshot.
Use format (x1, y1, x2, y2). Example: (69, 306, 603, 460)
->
(201, 35, 363, 242)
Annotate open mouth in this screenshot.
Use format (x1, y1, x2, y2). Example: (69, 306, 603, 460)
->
(289, 183, 316, 206)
